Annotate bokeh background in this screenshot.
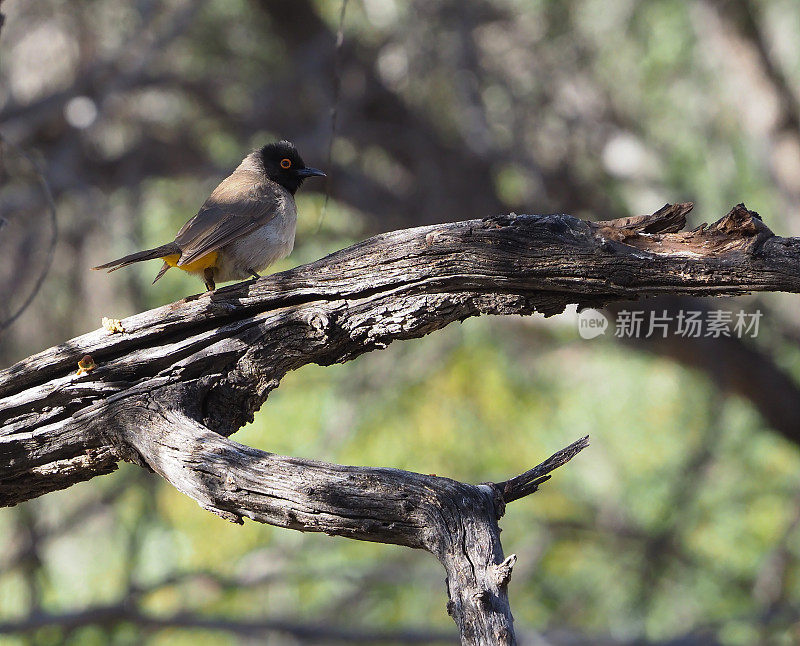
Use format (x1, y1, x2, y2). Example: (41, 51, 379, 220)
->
(2, 1, 800, 644)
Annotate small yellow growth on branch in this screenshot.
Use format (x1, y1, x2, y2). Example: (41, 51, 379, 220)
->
(76, 355, 96, 376)
(102, 317, 124, 334)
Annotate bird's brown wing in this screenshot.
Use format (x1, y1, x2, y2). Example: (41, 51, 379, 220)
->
(174, 170, 284, 267)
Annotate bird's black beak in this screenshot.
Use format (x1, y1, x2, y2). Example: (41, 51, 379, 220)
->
(296, 167, 326, 178)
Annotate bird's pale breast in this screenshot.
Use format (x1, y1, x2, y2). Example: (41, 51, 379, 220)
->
(214, 187, 297, 282)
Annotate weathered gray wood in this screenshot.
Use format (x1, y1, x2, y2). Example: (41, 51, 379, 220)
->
(1, 201, 796, 643)
(118, 404, 588, 645)
(2, 202, 795, 502)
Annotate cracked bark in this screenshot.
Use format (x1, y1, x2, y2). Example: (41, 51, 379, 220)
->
(2, 201, 799, 643)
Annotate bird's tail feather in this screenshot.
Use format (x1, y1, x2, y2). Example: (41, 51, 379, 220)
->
(92, 243, 181, 272)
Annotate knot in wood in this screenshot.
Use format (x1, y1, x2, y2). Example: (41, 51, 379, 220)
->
(224, 472, 237, 491)
(472, 589, 492, 609)
(305, 310, 331, 341)
(203, 300, 237, 316)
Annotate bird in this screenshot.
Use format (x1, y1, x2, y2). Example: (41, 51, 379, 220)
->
(92, 140, 325, 291)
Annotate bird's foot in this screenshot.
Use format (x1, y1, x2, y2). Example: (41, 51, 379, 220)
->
(203, 268, 216, 292)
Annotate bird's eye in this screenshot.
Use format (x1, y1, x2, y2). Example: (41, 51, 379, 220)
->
(280, 158, 292, 169)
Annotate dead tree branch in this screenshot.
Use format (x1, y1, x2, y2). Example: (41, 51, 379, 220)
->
(2, 201, 799, 643)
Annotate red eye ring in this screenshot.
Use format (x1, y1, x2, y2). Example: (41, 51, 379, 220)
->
(280, 158, 291, 169)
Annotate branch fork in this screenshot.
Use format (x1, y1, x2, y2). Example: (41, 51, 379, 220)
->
(3, 202, 798, 642)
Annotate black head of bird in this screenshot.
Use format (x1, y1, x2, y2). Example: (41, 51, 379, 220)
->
(260, 140, 326, 195)
(93, 140, 326, 292)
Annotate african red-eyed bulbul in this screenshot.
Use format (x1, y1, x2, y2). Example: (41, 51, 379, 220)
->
(93, 140, 325, 291)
